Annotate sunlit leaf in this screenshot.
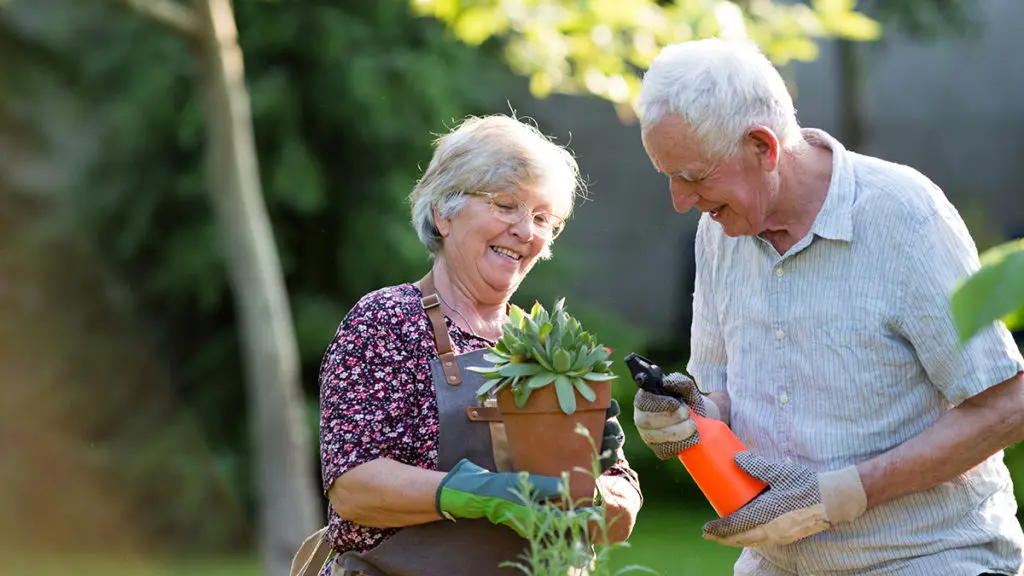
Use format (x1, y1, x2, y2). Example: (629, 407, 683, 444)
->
(951, 239, 1024, 343)
(416, 0, 879, 111)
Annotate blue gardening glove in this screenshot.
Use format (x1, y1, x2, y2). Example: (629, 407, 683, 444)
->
(599, 399, 625, 473)
(632, 372, 720, 459)
(437, 459, 586, 537)
(703, 452, 867, 547)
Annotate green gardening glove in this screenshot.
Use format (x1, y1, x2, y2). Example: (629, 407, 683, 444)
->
(436, 458, 572, 537)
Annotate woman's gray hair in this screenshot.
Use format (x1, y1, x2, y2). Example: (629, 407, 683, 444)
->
(637, 38, 802, 161)
(409, 114, 583, 258)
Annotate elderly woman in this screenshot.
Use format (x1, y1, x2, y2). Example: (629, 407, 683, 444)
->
(312, 115, 643, 576)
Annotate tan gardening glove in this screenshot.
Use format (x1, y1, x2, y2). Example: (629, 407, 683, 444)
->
(632, 372, 722, 460)
(702, 452, 867, 547)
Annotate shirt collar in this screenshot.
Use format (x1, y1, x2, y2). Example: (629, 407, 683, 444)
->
(803, 128, 855, 243)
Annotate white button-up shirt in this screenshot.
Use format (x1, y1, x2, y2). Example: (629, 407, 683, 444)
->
(688, 129, 1024, 575)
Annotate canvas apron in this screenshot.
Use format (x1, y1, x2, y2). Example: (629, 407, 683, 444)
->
(329, 273, 528, 576)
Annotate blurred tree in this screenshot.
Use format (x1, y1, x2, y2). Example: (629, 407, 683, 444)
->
(100, 0, 317, 573)
(59, 0, 512, 559)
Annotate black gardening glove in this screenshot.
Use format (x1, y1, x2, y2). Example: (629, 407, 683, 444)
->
(598, 399, 625, 473)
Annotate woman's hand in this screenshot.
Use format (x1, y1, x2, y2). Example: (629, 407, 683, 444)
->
(436, 459, 570, 537)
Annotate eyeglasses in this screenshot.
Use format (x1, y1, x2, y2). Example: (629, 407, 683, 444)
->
(469, 191, 566, 240)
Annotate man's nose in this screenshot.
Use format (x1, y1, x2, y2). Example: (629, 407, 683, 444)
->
(670, 185, 699, 214)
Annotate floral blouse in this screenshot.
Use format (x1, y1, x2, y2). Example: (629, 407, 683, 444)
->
(318, 283, 638, 556)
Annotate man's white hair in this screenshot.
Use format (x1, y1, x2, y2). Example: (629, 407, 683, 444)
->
(409, 114, 582, 259)
(637, 38, 802, 161)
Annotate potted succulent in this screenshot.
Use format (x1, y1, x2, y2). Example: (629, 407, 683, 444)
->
(467, 298, 618, 502)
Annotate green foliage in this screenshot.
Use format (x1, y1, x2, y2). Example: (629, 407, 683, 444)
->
(412, 0, 880, 114)
(952, 239, 1024, 343)
(469, 298, 618, 414)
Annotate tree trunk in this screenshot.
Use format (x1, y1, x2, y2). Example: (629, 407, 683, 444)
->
(189, 0, 319, 573)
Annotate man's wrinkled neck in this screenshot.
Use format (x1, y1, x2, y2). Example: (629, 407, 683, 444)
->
(760, 139, 834, 254)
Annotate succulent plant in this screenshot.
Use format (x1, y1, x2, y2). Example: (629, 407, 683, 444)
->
(467, 298, 617, 415)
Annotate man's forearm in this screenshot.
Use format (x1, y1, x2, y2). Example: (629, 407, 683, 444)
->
(858, 371, 1024, 508)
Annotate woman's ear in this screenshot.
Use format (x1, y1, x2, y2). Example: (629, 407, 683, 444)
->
(433, 205, 450, 237)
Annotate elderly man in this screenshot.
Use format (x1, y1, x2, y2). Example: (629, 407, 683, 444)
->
(631, 39, 1024, 576)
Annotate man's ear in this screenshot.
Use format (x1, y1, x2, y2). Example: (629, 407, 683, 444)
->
(746, 126, 781, 172)
(433, 205, 450, 237)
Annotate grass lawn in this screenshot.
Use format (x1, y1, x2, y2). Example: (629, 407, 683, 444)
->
(610, 503, 739, 575)
(0, 504, 734, 576)
(0, 555, 259, 576)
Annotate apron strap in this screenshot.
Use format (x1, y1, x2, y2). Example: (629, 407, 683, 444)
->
(419, 271, 463, 386)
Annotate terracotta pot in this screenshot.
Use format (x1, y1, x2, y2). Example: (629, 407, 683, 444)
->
(497, 380, 612, 503)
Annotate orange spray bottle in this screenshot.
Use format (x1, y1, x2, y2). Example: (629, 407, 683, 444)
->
(625, 353, 767, 517)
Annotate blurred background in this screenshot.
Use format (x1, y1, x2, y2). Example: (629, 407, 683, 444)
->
(1, 0, 1022, 574)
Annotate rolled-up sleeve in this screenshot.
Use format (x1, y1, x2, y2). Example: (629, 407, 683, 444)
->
(318, 302, 420, 494)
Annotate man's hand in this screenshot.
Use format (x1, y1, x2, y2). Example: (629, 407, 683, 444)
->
(632, 372, 719, 460)
(703, 452, 867, 547)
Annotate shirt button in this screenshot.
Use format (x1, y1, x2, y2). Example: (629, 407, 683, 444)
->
(775, 330, 786, 340)
(775, 267, 784, 277)
(779, 394, 789, 404)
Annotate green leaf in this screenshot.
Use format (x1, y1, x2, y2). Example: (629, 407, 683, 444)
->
(951, 239, 1024, 343)
(524, 315, 539, 335)
(529, 341, 554, 371)
(569, 348, 586, 372)
(552, 297, 566, 319)
(476, 378, 502, 397)
(561, 326, 575, 349)
(508, 304, 525, 329)
(493, 339, 509, 355)
(499, 363, 544, 377)
(499, 333, 517, 353)
(1004, 304, 1024, 331)
(552, 349, 572, 372)
(581, 345, 610, 368)
(482, 352, 507, 363)
(525, 372, 558, 390)
(466, 366, 501, 379)
(582, 372, 618, 382)
(538, 322, 552, 343)
(571, 377, 596, 402)
(554, 375, 576, 415)
(514, 388, 531, 409)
